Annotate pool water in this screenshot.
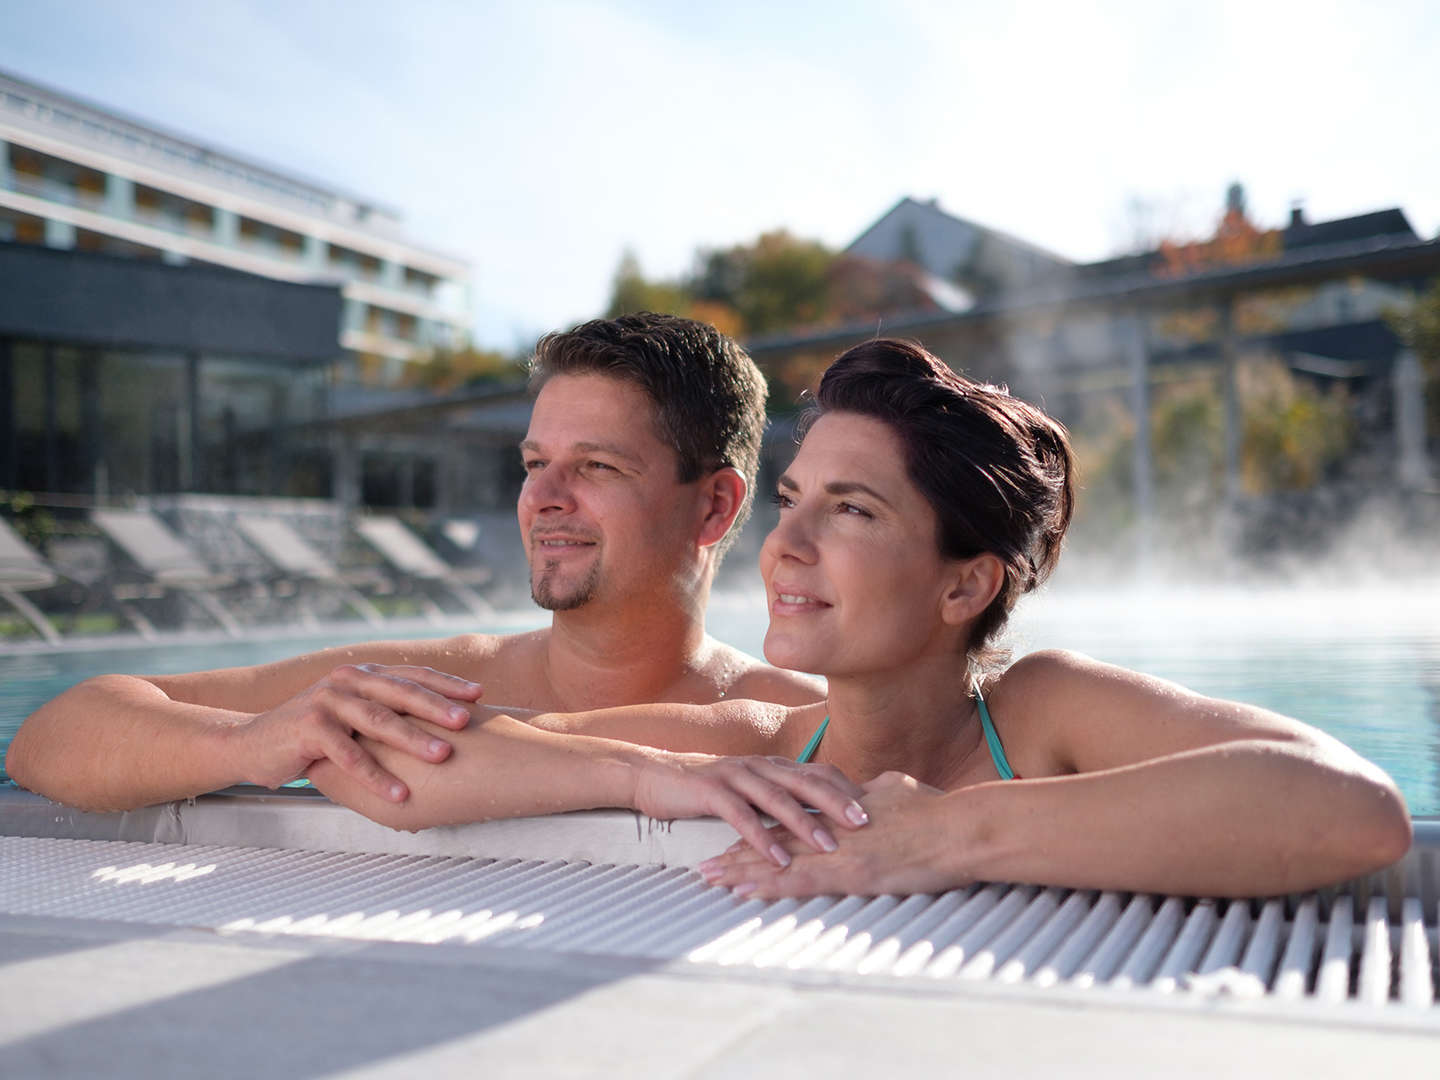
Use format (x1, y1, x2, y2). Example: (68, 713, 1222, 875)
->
(3, 586, 1438, 814)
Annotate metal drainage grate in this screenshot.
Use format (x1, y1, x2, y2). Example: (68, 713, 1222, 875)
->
(1, 834, 1436, 1012)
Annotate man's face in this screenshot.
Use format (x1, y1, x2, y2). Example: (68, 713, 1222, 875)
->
(518, 374, 700, 612)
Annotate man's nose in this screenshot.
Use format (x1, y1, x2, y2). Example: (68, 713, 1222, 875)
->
(520, 465, 576, 515)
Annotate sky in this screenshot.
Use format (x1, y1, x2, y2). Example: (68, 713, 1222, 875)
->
(2, 0, 1437, 350)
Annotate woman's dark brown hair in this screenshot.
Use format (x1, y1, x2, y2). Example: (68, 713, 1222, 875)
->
(806, 338, 1075, 665)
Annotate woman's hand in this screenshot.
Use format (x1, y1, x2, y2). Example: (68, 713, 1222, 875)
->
(695, 771, 957, 897)
(234, 663, 483, 801)
(631, 754, 871, 868)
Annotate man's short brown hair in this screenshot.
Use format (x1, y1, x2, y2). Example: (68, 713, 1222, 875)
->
(528, 313, 768, 554)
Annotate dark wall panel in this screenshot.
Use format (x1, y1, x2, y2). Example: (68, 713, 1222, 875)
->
(0, 242, 342, 361)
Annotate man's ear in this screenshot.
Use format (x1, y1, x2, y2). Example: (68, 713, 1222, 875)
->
(696, 467, 747, 549)
(940, 554, 1006, 626)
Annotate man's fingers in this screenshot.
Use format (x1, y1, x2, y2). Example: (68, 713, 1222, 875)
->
(372, 664, 485, 703)
(330, 693, 453, 765)
(315, 723, 409, 803)
(330, 666, 472, 738)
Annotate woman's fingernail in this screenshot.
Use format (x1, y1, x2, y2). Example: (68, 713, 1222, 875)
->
(429, 738, 450, 757)
(845, 803, 870, 826)
(449, 706, 471, 723)
(389, 783, 406, 801)
(813, 827, 838, 852)
(769, 844, 791, 868)
(732, 882, 757, 898)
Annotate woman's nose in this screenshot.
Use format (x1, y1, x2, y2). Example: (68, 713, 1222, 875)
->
(762, 505, 816, 564)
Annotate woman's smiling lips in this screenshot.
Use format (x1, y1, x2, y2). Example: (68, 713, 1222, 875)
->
(770, 586, 831, 615)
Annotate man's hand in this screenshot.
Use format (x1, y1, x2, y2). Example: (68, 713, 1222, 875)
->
(233, 664, 483, 802)
(695, 771, 953, 896)
(631, 753, 871, 867)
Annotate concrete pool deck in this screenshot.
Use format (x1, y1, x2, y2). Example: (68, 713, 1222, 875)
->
(1, 787, 1438, 1077)
(4, 910, 1438, 1079)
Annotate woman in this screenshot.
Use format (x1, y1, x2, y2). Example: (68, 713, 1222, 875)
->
(311, 339, 1411, 898)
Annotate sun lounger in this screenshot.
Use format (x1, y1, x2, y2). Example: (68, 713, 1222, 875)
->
(353, 516, 493, 620)
(0, 519, 62, 645)
(235, 515, 384, 627)
(90, 510, 242, 638)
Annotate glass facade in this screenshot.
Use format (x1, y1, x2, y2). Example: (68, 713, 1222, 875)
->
(0, 340, 330, 500)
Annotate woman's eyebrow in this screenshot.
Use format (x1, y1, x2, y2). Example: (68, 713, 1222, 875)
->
(777, 473, 894, 509)
(825, 480, 894, 509)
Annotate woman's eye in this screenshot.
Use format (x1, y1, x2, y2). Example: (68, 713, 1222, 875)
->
(838, 501, 872, 518)
(770, 491, 794, 509)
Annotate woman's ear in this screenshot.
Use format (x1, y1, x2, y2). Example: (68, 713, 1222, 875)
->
(696, 467, 747, 549)
(940, 554, 1006, 626)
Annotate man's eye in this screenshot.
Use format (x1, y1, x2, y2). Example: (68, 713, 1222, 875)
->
(522, 459, 545, 471)
(587, 460, 617, 472)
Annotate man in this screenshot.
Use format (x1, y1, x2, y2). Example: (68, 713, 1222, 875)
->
(8, 313, 824, 813)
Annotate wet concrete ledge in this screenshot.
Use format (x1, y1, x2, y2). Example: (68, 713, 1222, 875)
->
(0, 785, 741, 866)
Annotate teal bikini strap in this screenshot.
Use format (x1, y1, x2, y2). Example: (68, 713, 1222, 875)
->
(974, 687, 1016, 781)
(795, 715, 829, 764)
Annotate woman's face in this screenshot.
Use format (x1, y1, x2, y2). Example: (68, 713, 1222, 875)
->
(759, 411, 964, 678)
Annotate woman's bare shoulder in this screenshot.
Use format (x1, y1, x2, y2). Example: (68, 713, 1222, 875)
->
(981, 650, 1111, 776)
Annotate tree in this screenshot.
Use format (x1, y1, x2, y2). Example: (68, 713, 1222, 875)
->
(405, 344, 525, 394)
(605, 249, 692, 320)
(1386, 277, 1440, 435)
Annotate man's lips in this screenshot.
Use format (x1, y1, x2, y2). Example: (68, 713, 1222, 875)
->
(531, 533, 598, 548)
(770, 587, 831, 613)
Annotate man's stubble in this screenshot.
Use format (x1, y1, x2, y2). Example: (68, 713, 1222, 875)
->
(531, 559, 602, 611)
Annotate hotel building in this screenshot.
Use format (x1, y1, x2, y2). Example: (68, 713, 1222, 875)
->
(0, 67, 470, 382)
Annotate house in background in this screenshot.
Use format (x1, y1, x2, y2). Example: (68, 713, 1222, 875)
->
(846, 195, 1074, 309)
(749, 190, 1439, 559)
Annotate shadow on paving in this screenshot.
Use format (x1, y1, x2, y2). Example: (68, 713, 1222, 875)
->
(0, 925, 164, 969)
(3, 939, 657, 1077)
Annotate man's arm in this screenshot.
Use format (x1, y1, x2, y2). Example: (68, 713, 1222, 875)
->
(5, 637, 490, 811)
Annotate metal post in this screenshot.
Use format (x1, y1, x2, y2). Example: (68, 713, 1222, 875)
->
(82, 349, 103, 497)
(181, 352, 200, 491)
(1394, 349, 1433, 490)
(0, 338, 14, 490)
(43, 343, 58, 492)
(331, 431, 360, 510)
(1126, 311, 1153, 573)
(1219, 299, 1242, 513)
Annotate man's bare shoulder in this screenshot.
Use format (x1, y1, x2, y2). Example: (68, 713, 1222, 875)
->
(705, 641, 826, 707)
(302, 628, 545, 673)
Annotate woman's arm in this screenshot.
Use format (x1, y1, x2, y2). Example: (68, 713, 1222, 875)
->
(699, 651, 1410, 898)
(308, 709, 870, 862)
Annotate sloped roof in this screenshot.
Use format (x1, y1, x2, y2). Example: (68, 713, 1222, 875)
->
(1284, 208, 1417, 250)
(845, 196, 1072, 278)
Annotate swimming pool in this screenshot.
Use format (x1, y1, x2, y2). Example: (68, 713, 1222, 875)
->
(3, 585, 1438, 814)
